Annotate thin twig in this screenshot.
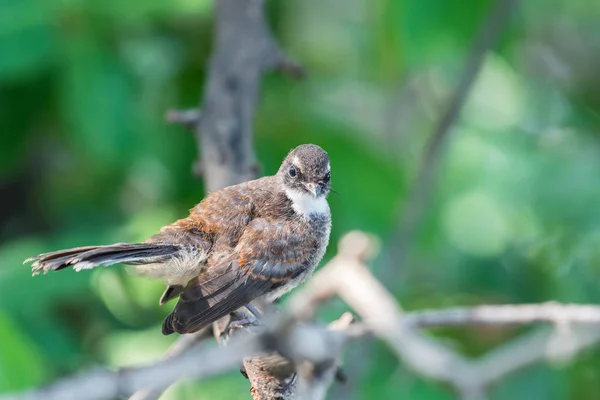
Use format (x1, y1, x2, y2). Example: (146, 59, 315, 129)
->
(294, 312, 357, 400)
(5, 232, 600, 400)
(388, 0, 520, 267)
(165, 109, 202, 128)
(471, 326, 600, 389)
(298, 232, 600, 399)
(405, 303, 600, 329)
(1, 338, 259, 400)
(129, 328, 212, 400)
(0, 312, 360, 400)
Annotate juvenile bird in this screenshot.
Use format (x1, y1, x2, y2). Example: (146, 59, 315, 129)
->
(25, 144, 332, 335)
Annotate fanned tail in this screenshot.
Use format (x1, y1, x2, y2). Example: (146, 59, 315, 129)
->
(24, 243, 179, 276)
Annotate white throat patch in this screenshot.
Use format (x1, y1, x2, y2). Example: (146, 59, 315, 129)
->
(285, 188, 329, 217)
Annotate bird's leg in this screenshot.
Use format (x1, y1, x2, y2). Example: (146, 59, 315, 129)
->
(226, 317, 257, 330)
(226, 304, 262, 331)
(245, 303, 262, 320)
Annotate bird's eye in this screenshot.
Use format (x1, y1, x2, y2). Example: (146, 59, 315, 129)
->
(323, 172, 330, 182)
(289, 166, 297, 177)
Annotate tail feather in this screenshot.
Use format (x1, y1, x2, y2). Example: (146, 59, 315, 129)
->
(25, 243, 179, 276)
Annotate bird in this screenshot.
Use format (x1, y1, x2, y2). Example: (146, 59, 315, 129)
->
(24, 144, 332, 335)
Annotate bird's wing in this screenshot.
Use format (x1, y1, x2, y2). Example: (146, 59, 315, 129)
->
(162, 218, 314, 334)
(147, 181, 259, 248)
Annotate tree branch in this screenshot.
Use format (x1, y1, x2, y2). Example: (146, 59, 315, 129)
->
(146, 0, 306, 398)
(388, 0, 520, 267)
(128, 328, 212, 400)
(291, 231, 600, 400)
(165, 109, 201, 128)
(6, 232, 600, 400)
(405, 303, 600, 328)
(1, 337, 260, 400)
(189, 0, 302, 187)
(0, 316, 360, 400)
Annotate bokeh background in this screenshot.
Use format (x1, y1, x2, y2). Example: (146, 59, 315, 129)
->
(2, 0, 600, 398)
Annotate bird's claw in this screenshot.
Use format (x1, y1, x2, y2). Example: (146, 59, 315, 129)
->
(227, 316, 259, 331)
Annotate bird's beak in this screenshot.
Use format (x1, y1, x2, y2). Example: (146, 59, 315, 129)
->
(304, 182, 318, 197)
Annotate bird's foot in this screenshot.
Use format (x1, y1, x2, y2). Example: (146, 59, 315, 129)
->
(227, 315, 259, 331)
(245, 303, 263, 319)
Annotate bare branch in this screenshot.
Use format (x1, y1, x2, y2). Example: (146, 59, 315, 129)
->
(6, 231, 600, 400)
(261, 45, 307, 79)
(165, 109, 201, 128)
(389, 0, 521, 268)
(405, 303, 600, 329)
(193, 0, 301, 188)
(1, 337, 259, 400)
(0, 312, 360, 400)
(129, 328, 212, 400)
(297, 232, 600, 399)
(294, 313, 356, 400)
(147, 0, 306, 397)
(195, 0, 306, 394)
(472, 325, 600, 390)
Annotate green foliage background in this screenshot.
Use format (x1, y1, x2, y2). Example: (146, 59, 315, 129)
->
(1, 0, 600, 398)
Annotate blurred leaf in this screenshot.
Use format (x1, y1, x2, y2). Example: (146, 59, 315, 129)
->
(0, 311, 47, 392)
(491, 365, 568, 400)
(59, 35, 136, 164)
(0, 0, 58, 82)
(101, 326, 174, 367)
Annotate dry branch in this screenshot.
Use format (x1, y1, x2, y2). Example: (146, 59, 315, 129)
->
(0, 337, 259, 400)
(5, 232, 600, 400)
(192, 0, 301, 189)
(165, 109, 201, 128)
(148, 0, 307, 398)
(389, 0, 521, 267)
(128, 328, 212, 400)
(405, 303, 600, 328)
(0, 318, 358, 400)
(193, 0, 307, 397)
(290, 231, 600, 400)
(0, 233, 369, 400)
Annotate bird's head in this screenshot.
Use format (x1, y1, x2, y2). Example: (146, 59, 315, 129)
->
(279, 144, 331, 199)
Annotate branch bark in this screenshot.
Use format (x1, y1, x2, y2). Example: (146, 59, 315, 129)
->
(0, 231, 370, 400)
(192, 0, 305, 397)
(6, 232, 600, 400)
(193, 0, 301, 190)
(290, 231, 600, 400)
(405, 303, 600, 328)
(143, 0, 306, 398)
(128, 328, 212, 400)
(0, 316, 357, 400)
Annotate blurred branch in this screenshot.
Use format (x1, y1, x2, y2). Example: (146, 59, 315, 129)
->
(465, 325, 600, 394)
(150, 0, 307, 398)
(389, 0, 520, 266)
(405, 303, 600, 328)
(1, 233, 368, 400)
(291, 232, 600, 400)
(0, 317, 357, 400)
(1, 337, 260, 400)
(165, 109, 202, 128)
(6, 232, 600, 400)
(128, 328, 212, 400)
(172, 0, 303, 187)
(195, 0, 306, 397)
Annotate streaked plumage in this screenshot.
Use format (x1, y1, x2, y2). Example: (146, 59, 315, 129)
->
(25, 144, 332, 335)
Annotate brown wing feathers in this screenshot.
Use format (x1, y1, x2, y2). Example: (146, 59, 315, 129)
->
(25, 174, 324, 336)
(162, 221, 311, 335)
